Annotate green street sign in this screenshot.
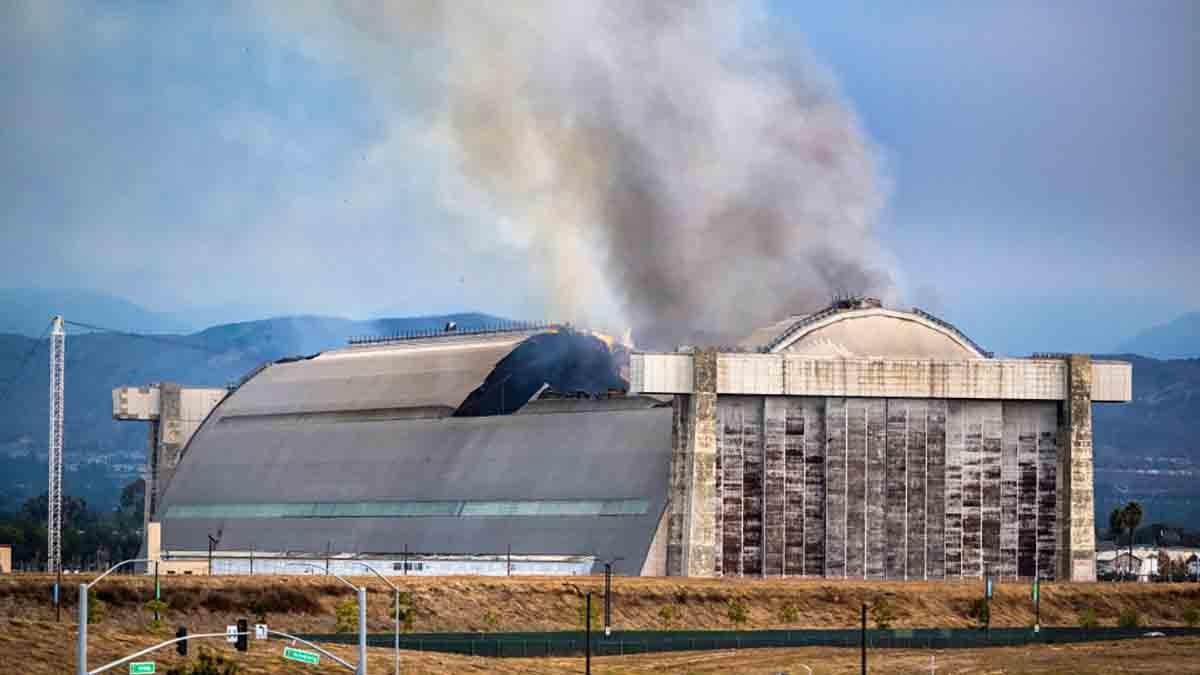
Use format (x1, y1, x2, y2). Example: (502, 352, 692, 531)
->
(1032, 578, 1040, 602)
(129, 663, 155, 674)
(283, 647, 320, 665)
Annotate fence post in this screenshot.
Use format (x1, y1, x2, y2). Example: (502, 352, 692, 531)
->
(585, 593, 592, 675)
(861, 602, 867, 675)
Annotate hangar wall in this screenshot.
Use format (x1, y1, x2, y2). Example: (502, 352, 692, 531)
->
(708, 395, 1060, 580)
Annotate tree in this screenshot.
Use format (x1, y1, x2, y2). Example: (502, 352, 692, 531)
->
(1109, 508, 1125, 541)
(1109, 507, 1127, 580)
(1157, 550, 1172, 582)
(1122, 502, 1144, 579)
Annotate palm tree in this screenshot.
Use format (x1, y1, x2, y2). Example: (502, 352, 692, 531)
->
(1122, 502, 1144, 581)
(1109, 508, 1126, 579)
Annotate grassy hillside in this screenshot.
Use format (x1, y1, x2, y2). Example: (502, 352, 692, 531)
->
(3, 574, 1199, 634)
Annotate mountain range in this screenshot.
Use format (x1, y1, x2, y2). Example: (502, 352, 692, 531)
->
(0, 289, 1197, 529)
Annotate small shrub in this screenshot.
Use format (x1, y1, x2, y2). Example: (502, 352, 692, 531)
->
(658, 604, 678, 627)
(1183, 607, 1200, 628)
(144, 598, 168, 631)
(1118, 608, 1140, 628)
(1078, 607, 1099, 629)
(778, 603, 800, 625)
(247, 597, 269, 624)
(871, 597, 896, 630)
(727, 598, 748, 627)
(86, 588, 106, 624)
(335, 599, 358, 633)
(673, 589, 689, 605)
(481, 609, 500, 632)
(576, 594, 602, 629)
(396, 591, 417, 632)
(966, 597, 989, 630)
(166, 648, 239, 675)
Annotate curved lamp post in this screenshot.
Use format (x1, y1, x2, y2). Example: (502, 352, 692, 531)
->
(76, 558, 157, 675)
(346, 561, 402, 675)
(287, 562, 368, 675)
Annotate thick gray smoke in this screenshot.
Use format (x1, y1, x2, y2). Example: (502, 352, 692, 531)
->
(263, 2, 894, 346)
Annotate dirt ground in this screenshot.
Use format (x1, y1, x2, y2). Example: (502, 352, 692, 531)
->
(3, 617, 1199, 674)
(4, 573, 1200, 635)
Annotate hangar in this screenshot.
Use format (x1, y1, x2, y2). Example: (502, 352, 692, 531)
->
(118, 300, 1132, 581)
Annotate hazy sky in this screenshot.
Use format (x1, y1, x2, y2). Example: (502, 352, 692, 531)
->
(1, 1, 1195, 354)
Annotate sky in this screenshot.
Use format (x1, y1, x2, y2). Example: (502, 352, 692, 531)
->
(1, 1, 1196, 355)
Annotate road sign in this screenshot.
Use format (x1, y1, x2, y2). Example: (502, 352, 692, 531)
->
(226, 625, 238, 643)
(985, 576, 994, 599)
(129, 663, 155, 674)
(255, 623, 268, 640)
(1032, 578, 1039, 602)
(282, 647, 320, 665)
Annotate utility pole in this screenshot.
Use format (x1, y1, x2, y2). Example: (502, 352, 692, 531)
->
(47, 315, 65, 575)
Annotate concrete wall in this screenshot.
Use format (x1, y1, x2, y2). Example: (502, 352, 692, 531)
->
(684, 395, 1062, 580)
(632, 353, 1133, 403)
(113, 383, 227, 548)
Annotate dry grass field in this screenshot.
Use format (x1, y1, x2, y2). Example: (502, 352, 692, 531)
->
(3, 574, 1200, 672)
(3, 573, 1199, 634)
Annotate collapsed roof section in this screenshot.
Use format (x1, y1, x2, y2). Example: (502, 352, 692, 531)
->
(212, 325, 627, 424)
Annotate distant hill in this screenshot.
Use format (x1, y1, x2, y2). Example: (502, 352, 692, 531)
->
(0, 312, 502, 512)
(0, 288, 191, 337)
(1115, 311, 1200, 359)
(1092, 353, 1200, 532)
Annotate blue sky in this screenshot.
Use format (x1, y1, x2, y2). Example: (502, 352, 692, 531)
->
(1, 1, 1195, 354)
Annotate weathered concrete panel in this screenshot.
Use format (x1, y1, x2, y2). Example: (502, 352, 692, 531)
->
(961, 409, 983, 579)
(1090, 361, 1132, 402)
(1000, 404, 1021, 579)
(783, 399, 807, 575)
(803, 399, 826, 575)
(632, 353, 1096, 401)
(846, 398, 868, 579)
(906, 400, 928, 579)
(1036, 412, 1058, 580)
(981, 406, 1003, 578)
(666, 396, 689, 576)
(944, 402, 964, 578)
(685, 350, 719, 577)
(824, 398, 848, 577)
(763, 399, 787, 576)
(741, 401, 765, 576)
(718, 400, 745, 576)
(885, 402, 908, 579)
(1059, 355, 1096, 581)
(865, 399, 887, 580)
(926, 401, 947, 580)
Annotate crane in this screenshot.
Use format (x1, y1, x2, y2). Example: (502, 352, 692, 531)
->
(48, 315, 65, 574)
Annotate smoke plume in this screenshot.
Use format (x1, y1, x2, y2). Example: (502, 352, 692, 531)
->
(264, 1, 894, 347)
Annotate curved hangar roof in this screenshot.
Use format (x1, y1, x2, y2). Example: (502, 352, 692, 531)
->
(740, 299, 990, 359)
(158, 327, 667, 575)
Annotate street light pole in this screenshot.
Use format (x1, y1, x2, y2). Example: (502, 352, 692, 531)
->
(286, 562, 368, 674)
(602, 556, 623, 637)
(77, 558, 152, 675)
(347, 561, 402, 675)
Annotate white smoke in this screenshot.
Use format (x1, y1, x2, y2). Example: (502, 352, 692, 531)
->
(256, 1, 895, 346)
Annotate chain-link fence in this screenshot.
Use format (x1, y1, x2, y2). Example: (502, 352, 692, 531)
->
(296, 626, 1200, 658)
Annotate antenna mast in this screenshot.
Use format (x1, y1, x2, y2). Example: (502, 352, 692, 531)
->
(48, 315, 65, 573)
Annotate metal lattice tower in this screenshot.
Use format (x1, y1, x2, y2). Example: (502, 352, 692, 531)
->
(47, 315, 65, 573)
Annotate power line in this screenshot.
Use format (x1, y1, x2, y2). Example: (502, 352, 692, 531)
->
(62, 319, 226, 355)
(0, 319, 53, 407)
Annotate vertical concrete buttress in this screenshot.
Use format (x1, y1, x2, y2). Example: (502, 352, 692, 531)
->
(1057, 355, 1096, 581)
(666, 350, 720, 577)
